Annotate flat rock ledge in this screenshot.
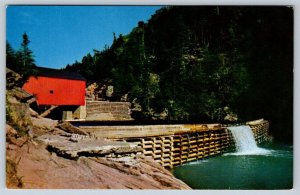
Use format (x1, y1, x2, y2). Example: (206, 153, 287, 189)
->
(37, 134, 141, 159)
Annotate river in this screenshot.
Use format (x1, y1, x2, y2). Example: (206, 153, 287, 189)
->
(171, 142, 293, 189)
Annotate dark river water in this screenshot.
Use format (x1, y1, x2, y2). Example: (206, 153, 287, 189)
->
(171, 142, 293, 189)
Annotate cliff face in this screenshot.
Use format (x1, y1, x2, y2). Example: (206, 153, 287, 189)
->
(5, 69, 190, 189)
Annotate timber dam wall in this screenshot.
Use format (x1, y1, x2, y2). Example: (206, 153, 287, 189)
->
(77, 119, 270, 168)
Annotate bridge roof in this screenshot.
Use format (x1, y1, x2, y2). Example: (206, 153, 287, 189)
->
(34, 66, 86, 81)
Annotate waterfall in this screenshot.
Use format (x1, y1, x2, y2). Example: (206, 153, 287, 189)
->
(227, 125, 270, 155)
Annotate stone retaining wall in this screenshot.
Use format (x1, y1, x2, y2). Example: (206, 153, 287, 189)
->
(86, 101, 132, 121)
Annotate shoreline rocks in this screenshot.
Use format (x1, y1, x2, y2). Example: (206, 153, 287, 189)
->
(6, 107, 191, 189)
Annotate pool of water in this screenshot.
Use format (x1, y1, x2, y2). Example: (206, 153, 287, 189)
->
(171, 143, 293, 189)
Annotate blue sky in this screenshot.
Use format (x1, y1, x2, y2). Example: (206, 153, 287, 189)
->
(6, 6, 161, 69)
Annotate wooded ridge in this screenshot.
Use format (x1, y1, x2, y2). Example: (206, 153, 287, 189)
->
(64, 6, 293, 143)
(7, 6, 293, 143)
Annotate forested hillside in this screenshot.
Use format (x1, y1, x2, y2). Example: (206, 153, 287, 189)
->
(64, 6, 293, 143)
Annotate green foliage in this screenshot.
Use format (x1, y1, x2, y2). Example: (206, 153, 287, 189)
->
(6, 42, 18, 71)
(6, 94, 31, 136)
(6, 33, 36, 84)
(63, 6, 293, 142)
(17, 33, 36, 80)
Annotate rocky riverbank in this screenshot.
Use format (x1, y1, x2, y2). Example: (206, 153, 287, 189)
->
(6, 112, 190, 189)
(6, 68, 190, 189)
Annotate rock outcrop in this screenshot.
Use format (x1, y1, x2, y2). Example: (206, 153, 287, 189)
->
(6, 123, 190, 189)
(38, 134, 141, 159)
(6, 83, 190, 189)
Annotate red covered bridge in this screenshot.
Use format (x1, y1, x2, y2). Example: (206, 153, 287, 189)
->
(23, 66, 86, 106)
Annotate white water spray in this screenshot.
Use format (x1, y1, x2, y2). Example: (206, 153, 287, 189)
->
(227, 125, 270, 155)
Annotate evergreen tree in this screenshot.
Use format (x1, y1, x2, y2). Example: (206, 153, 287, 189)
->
(16, 33, 36, 81)
(6, 42, 17, 71)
